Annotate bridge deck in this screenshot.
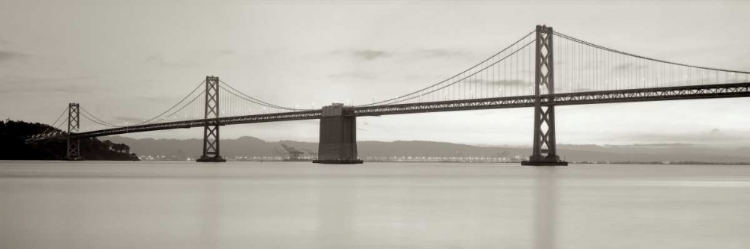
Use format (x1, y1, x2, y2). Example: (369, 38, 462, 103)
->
(355, 82, 750, 116)
(32, 82, 750, 141)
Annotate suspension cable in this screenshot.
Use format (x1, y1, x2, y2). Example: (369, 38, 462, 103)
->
(385, 38, 537, 105)
(40, 106, 69, 134)
(220, 81, 303, 110)
(147, 89, 205, 122)
(357, 29, 536, 107)
(80, 111, 114, 127)
(219, 86, 281, 109)
(553, 31, 750, 75)
(80, 88, 206, 128)
(219, 81, 309, 111)
(80, 107, 118, 127)
(135, 80, 205, 124)
(78, 80, 206, 127)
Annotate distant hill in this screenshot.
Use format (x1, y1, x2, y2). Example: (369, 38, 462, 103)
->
(105, 135, 750, 163)
(0, 120, 139, 161)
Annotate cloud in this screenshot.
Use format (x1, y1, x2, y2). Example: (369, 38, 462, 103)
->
(328, 71, 378, 81)
(333, 48, 469, 63)
(350, 50, 388, 61)
(0, 50, 26, 62)
(217, 49, 236, 56)
(144, 49, 234, 68)
(412, 49, 469, 60)
(0, 75, 95, 94)
(145, 54, 199, 68)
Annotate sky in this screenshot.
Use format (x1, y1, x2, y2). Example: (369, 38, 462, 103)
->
(1, 0, 750, 147)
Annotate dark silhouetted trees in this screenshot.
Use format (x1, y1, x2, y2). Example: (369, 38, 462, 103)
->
(0, 120, 139, 160)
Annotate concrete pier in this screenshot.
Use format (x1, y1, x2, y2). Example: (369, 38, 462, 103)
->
(522, 154, 568, 166)
(522, 158, 568, 166)
(313, 103, 362, 164)
(197, 155, 226, 162)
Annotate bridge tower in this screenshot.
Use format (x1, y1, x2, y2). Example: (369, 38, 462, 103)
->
(66, 103, 82, 160)
(313, 103, 362, 164)
(197, 76, 226, 162)
(522, 25, 568, 166)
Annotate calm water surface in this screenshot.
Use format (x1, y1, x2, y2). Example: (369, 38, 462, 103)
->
(1, 161, 749, 249)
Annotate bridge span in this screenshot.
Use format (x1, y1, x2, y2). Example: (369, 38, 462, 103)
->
(35, 82, 750, 140)
(28, 25, 750, 166)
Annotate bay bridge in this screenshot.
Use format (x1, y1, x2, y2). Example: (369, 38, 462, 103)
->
(27, 25, 750, 166)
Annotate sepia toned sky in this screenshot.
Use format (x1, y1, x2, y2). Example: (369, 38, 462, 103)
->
(1, 0, 750, 146)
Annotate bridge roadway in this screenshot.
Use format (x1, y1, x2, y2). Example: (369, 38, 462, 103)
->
(43, 82, 750, 141)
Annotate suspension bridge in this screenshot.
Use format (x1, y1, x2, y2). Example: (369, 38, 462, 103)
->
(26, 25, 750, 165)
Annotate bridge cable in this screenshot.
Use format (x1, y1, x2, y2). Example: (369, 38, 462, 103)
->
(28, 115, 68, 142)
(77, 81, 206, 128)
(379, 38, 537, 105)
(79, 111, 115, 128)
(32, 106, 70, 140)
(45, 106, 69, 132)
(80, 89, 206, 129)
(80, 108, 119, 127)
(553, 31, 750, 75)
(357, 29, 536, 107)
(219, 80, 310, 111)
(220, 81, 306, 111)
(218, 85, 298, 111)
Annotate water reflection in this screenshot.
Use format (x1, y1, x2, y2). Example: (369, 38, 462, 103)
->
(534, 167, 558, 249)
(317, 175, 355, 249)
(3, 162, 750, 248)
(200, 173, 221, 248)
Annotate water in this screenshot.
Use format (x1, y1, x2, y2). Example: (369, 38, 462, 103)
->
(1, 161, 749, 249)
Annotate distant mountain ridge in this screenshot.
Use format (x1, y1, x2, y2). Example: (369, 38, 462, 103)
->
(105, 136, 750, 163)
